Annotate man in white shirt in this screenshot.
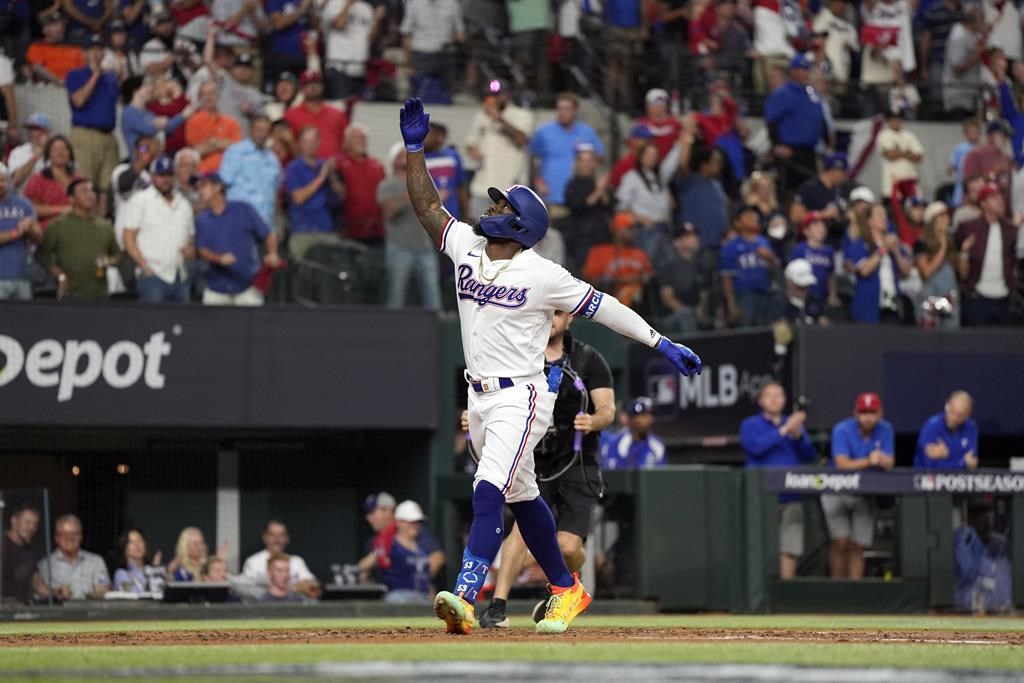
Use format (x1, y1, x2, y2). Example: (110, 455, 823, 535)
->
(812, 0, 858, 85)
(241, 520, 320, 597)
(463, 81, 534, 219)
(876, 107, 923, 200)
(955, 184, 1015, 326)
(8, 112, 52, 191)
(322, 0, 382, 99)
(122, 155, 195, 302)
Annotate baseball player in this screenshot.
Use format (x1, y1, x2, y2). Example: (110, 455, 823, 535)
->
(476, 310, 615, 629)
(399, 97, 701, 635)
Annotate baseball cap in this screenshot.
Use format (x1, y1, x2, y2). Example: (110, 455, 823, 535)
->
(299, 70, 322, 85)
(784, 258, 817, 287)
(855, 392, 882, 413)
(789, 54, 811, 71)
(151, 155, 174, 175)
(733, 203, 762, 222)
(849, 186, 876, 204)
(278, 71, 298, 84)
(823, 152, 848, 171)
(986, 120, 1008, 136)
(800, 211, 824, 229)
(150, 9, 173, 25)
(197, 171, 225, 186)
(977, 182, 1001, 203)
(41, 11, 62, 24)
(235, 52, 254, 67)
(362, 491, 396, 512)
(923, 201, 948, 225)
(645, 88, 669, 104)
(108, 18, 126, 32)
(904, 194, 925, 208)
(25, 112, 52, 130)
(86, 33, 103, 48)
(394, 500, 426, 523)
(629, 123, 653, 140)
(627, 397, 654, 416)
(610, 211, 635, 232)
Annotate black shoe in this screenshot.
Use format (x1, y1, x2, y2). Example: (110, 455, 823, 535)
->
(531, 598, 548, 624)
(478, 600, 510, 628)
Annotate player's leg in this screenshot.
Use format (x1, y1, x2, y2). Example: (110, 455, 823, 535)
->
(848, 496, 875, 579)
(820, 494, 851, 579)
(778, 501, 803, 580)
(478, 523, 530, 628)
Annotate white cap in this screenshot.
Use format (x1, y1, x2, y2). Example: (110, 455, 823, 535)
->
(395, 500, 426, 522)
(785, 259, 817, 287)
(849, 186, 876, 204)
(388, 141, 405, 167)
(923, 201, 948, 225)
(645, 88, 669, 104)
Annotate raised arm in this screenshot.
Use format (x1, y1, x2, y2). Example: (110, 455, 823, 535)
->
(399, 98, 452, 245)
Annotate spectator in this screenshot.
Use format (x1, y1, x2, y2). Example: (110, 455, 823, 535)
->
(148, 74, 191, 155)
(464, 80, 533, 219)
(260, 553, 307, 602)
(656, 225, 706, 333)
(195, 171, 280, 305)
(101, 19, 141, 79)
(848, 186, 877, 227)
(601, 0, 648, 109)
(209, 0, 265, 57)
(984, 0, 1021, 63)
(708, 0, 752, 79)
(876, 107, 922, 201)
(2, 506, 40, 604)
(740, 168, 788, 251)
(189, 28, 266, 132)
(111, 135, 157, 244)
(185, 80, 243, 174)
(379, 144, 440, 310)
(0, 165, 42, 301)
(582, 211, 654, 308)
(121, 75, 189, 155)
(860, 0, 916, 114)
(948, 118, 981, 208)
(673, 135, 727, 250)
(363, 491, 397, 539)
(764, 55, 827, 200)
(844, 202, 912, 324)
(66, 34, 120, 219)
(914, 390, 978, 470)
(139, 10, 202, 83)
(264, 71, 300, 123)
(25, 136, 79, 231)
(507, 0, 553, 106)
(122, 155, 195, 303)
(740, 382, 816, 579)
(529, 92, 604, 211)
(892, 192, 926, 248)
(117, 0, 150, 52)
(112, 529, 165, 594)
(399, 0, 464, 102)
(241, 520, 319, 597)
(220, 114, 282, 228)
(423, 121, 467, 221)
(920, 0, 964, 98)
(823, 392, 894, 580)
(614, 139, 680, 258)
(284, 71, 350, 159)
(813, 0, 858, 89)
(636, 88, 682, 159)
(373, 500, 444, 604)
(168, 526, 220, 581)
(790, 212, 836, 308)
(31, 514, 110, 600)
(942, 5, 984, 118)
(8, 112, 52, 192)
(36, 179, 119, 301)
(963, 122, 1013, 208)
(335, 123, 385, 245)
(284, 127, 344, 259)
(174, 148, 202, 211)
(322, 0, 381, 100)
(752, 0, 795, 95)
(264, 0, 313, 85)
(60, 0, 114, 47)
(721, 204, 781, 327)
(26, 12, 84, 85)
(954, 183, 1015, 326)
(790, 152, 848, 244)
(913, 201, 960, 329)
(608, 125, 653, 189)
(952, 174, 985, 229)
(600, 397, 666, 470)
(202, 556, 230, 582)
(563, 144, 611, 269)
(783, 258, 826, 324)
(954, 499, 1011, 612)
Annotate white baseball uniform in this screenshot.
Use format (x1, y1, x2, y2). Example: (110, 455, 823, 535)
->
(439, 216, 660, 503)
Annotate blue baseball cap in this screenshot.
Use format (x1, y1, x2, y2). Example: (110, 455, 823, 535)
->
(197, 171, 225, 186)
(824, 152, 848, 171)
(627, 397, 654, 416)
(151, 155, 174, 175)
(25, 112, 51, 130)
(362, 491, 396, 512)
(789, 54, 811, 71)
(629, 123, 654, 140)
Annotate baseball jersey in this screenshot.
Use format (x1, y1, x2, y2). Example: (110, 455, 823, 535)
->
(439, 217, 603, 380)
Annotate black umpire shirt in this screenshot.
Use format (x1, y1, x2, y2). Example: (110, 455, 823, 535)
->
(535, 331, 613, 472)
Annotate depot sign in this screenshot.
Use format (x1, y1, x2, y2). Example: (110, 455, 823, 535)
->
(0, 332, 173, 402)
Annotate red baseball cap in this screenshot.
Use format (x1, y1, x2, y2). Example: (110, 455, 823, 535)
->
(299, 70, 322, 86)
(801, 211, 824, 229)
(977, 183, 1001, 204)
(855, 392, 882, 413)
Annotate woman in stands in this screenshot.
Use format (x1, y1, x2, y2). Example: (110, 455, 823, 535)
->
(112, 528, 165, 594)
(912, 202, 960, 330)
(24, 135, 80, 231)
(167, 527, 221, 582)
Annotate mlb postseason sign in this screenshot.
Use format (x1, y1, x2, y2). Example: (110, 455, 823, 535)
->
(0, 303, 438, 428)
(628, 329, 777, 439)
(762, 468, 1024, 495)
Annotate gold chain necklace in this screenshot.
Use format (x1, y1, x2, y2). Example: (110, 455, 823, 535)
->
(478, 248, 523, 284)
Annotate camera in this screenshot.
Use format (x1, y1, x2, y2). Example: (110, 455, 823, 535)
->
(793, 395, 811, 413)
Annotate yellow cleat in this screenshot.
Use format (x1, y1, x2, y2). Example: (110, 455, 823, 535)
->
(434, 591, 475, 635)
(535, 575, 592, 634)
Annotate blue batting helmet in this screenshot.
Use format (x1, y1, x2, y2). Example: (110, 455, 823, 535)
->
(479, 185, 549, 248)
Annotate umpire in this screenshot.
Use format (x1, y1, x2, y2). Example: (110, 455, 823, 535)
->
(477, 310, 615, 628)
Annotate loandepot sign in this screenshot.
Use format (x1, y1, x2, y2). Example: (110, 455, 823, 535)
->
(0, 330, 174, 402)
(784, 472, 862, 493)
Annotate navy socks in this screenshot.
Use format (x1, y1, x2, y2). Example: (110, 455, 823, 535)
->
(454, 481, 505, 604)
(510, 496, 574, 589)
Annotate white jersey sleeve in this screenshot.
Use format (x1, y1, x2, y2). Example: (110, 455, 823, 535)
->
(542, 263, 604, 318)
(438, 216, 478, 261)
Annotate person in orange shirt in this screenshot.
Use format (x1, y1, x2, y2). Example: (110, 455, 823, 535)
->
(26, 13, 85, 85)
(581, 212, 654, 309)
(184, 81, 242, 174)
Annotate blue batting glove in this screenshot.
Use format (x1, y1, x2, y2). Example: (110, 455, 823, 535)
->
(399, 97, 430, 153)
(657, 337, 702, 376)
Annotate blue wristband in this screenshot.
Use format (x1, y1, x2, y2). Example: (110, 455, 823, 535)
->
(405, 143, 423, 153)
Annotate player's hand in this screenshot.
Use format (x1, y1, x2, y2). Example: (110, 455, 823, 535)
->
(460, 410, 469, 432)
(220, 252, 237, 266)
(965, 451, 979, 470)
(399, 97, 430, 153)
(573, 413, 597, 434)
(657, 337, 702, 377)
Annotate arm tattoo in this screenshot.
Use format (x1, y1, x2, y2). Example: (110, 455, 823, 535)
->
(405, 149, 452, 245)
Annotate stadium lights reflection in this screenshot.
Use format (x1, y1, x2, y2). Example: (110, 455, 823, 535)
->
(71, 466, 80, 477)
(117, 464, 130, 475)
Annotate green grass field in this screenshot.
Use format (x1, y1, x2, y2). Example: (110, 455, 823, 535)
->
(0, 614, 1023, 678)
